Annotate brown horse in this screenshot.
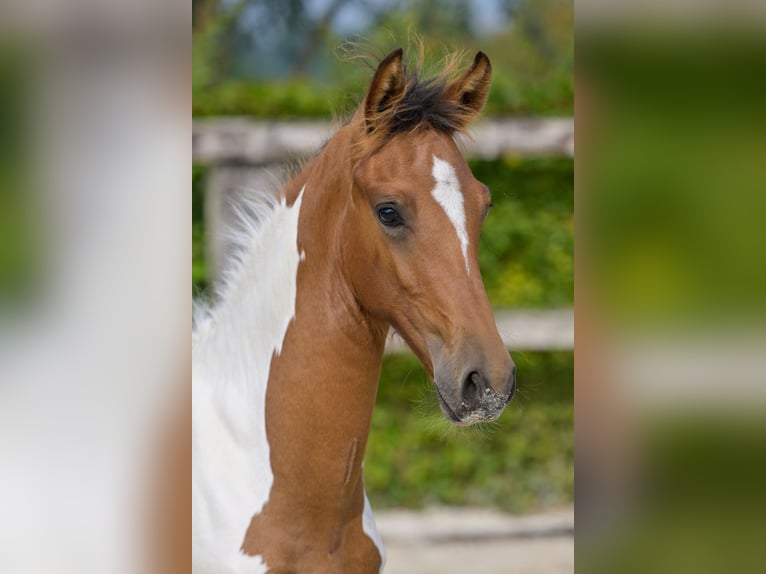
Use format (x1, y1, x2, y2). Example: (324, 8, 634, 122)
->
(192, 48, 516, 574)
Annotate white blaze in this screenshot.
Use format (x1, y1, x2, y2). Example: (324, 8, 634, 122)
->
(431, 155, 470, 274)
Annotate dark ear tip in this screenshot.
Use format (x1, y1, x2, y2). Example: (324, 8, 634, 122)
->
(474, 51, 491, 68)
(382, 48, 404, 64)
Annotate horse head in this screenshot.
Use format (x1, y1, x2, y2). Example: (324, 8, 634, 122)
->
(344, 49, 516, 425)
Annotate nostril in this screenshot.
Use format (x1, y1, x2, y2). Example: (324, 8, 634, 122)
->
(461, 371, 484, 404)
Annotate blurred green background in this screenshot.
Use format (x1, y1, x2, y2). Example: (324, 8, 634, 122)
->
(578, 27, 766, 572)
(0, 45, 40, 311)
(192, 0, 573, 514)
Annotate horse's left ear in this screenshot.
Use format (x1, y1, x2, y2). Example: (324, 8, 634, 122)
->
(444, 52, 492, 123)
(364, 48, 406, 132)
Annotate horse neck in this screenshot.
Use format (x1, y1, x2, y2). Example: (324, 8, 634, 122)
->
(260, 125, 388, 519)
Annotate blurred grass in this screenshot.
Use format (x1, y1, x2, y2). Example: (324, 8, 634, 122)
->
(366, 351, 573, 513)
(585, 417, 766, 574)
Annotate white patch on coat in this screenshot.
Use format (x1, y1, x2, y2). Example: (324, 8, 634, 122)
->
(431, 155, 470, 274)
(363, 490, 386, 573)
(192, 188, 305, 574)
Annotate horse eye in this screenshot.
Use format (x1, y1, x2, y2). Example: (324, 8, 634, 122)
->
(377, 205, 403, 227)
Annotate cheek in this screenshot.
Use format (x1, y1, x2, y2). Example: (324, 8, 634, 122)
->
(349, 235, 417, 313)
(346, 225, 391, 293)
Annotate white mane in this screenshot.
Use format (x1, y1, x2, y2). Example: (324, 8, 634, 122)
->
(192, 188, 282, 344)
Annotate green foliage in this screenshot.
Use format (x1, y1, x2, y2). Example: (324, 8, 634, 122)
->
(582, 33, 766, 327)
(484, 68, 573, 116)
(0, 46, 40, 308)
(473, 157, 574, 308)
(194, 80, 347, 118)
(192, 0, 574, 118)
(365, 351, 574, 513)
(482, 0, 574, 116)
(193, 73, 572, 118)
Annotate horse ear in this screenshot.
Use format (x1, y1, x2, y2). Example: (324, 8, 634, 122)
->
(444, 52, 492, 122)
(364, 48, 406, 130)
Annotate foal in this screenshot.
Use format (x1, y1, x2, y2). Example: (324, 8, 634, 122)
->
(193, 49, 516, 574)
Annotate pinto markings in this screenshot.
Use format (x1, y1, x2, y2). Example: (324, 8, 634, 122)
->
(192, 189, 305, 573)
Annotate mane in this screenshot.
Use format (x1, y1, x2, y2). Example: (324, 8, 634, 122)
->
(192, 186, 284, 344)
(354, 49, 476, 158)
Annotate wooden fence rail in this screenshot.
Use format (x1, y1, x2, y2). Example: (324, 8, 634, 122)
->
(193, 117, 574, 164)
(385, 308, 574, 353)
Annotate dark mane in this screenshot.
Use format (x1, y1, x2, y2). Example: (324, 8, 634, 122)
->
(354, 50, 483, 157)
(385, 74, 466, 136)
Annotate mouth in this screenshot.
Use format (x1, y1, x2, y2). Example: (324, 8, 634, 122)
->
(434, 383, 508, 426)
(434, 384, 462, 424)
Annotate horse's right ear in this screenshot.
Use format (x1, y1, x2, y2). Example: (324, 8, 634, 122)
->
(443, 51, 492, 125)
(364, 48, 406, 131)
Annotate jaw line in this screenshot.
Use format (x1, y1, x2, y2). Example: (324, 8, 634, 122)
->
(390, 322, 434, 379)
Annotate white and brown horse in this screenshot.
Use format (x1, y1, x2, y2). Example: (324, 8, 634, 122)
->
(192, 49, 516, 573)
